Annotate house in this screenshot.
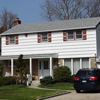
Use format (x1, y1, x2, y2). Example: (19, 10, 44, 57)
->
(0, 17, 100, 80)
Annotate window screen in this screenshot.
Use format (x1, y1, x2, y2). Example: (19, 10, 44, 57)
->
(64, 59, 71, 69)
(82, 58, 89, 68)
(10, 35, 15, 44)
(44, 61, 49, 69)
(68, 31, 74, 39)
(73, 59, 80, 74)
(76, 31, 82, 39)
(42, 33, 47, 42)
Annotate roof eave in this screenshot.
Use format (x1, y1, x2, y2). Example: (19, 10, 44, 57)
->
(0, 26, 96, 36)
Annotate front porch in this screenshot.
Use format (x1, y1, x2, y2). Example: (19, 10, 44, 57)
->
(0, 53, 58, 80)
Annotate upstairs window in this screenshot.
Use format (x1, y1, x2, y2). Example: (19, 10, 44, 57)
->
(37, 33, 51, 43)
(6, 35, 18, 45)
(76, 30, 82, 39)
(42, 33, 47, 42)
(63, 30, 86, 41)
(68, 31, 74, 40)
(9, 35, 15, 44)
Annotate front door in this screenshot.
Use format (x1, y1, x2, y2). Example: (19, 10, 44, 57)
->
(38, 59, 50, 79)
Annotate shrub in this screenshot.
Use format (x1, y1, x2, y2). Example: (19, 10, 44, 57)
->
(0, 77, 16, 86)
(54, 66, 71, 82)
(0, 63, 3, 77)
(40, 76, 55, 85)
(69, 74, 76, 83)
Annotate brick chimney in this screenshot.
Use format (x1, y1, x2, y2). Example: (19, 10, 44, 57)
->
(13, 18, 21, 26)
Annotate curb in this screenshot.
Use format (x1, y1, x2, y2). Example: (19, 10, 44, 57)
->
(37, 92, 71, 100)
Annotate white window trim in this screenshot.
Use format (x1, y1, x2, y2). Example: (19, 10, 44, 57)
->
(64, 58, 90, 75)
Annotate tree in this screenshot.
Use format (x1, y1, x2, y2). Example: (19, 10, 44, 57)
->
(40, 0, 100, 21)
(15, 54, 28, 83)
(0, 8, 18, 33)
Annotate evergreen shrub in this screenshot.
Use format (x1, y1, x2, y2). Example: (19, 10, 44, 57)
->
(40, 76, 55, 85)
(69, 74, 76, 83)
(54, 66, 71, 82)
(0, 77, 16, 86)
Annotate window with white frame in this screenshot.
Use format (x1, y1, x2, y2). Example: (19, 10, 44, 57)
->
(73, 58, 80, 74)
(68, 31, 74, 40)
(76, 30, 82, 39)
(9, 35, 15, 44)
(64, 59, 71, 69)
(42, 33, 47, 42)
(64, 58, 89, 74)
(82, 58, 89, 68)
(44, 61, 49, 69)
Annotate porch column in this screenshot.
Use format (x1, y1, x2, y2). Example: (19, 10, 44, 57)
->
(50, 57, 53, 77)
(30, 58, 32, 75)
(11, 59, 13, 76)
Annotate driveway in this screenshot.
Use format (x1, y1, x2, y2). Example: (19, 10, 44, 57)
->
(45, 90, 100, 100)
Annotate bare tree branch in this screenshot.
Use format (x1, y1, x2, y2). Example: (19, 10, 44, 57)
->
(0, 8, 18, 32)
(40, 0, 100, 21)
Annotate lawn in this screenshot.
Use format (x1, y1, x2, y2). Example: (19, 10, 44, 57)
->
(39, 82, 75, 90)
(0, 84, 66, 100)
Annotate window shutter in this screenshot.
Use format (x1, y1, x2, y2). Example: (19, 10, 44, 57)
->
(6, 36, 9, 45)
(83, 30, 86, 40)
(63, 32, 67, 41)
(48, 33, 51, 42)
(15, 36, 18, 44)
(37, 34, 41, 43)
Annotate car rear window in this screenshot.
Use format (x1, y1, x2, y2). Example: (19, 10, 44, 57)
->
(76, 70, 96, 77)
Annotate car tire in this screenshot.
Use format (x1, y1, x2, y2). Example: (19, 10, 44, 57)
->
(76, 90, 80, 93)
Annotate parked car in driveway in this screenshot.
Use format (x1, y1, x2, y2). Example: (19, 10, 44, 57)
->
(74, 68, 100, 93)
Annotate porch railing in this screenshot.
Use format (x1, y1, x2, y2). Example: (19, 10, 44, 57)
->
(27, 74, 32, 86)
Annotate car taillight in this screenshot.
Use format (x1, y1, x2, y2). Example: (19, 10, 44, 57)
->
(89, 77, 98, 81)
(74, 77, 79, 81)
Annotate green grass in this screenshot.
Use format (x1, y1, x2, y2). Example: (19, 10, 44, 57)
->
(0, 84, 65, 100)
(39, 82, 75, 90)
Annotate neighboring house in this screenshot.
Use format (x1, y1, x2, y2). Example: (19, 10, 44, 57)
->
(0, 17, 100, 80)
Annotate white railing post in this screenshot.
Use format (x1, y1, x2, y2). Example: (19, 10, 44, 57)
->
(11, 59, 13, 76)
(30, 58, 32, 75)
(50, 57, 53, 77)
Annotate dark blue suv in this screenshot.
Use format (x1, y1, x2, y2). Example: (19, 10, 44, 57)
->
(74, 68, 100, 93)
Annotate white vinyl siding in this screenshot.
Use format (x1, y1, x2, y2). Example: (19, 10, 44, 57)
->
(2, 29, 96, 59)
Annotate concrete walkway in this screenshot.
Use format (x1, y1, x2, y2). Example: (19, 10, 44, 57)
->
(28, 82, 100, 100)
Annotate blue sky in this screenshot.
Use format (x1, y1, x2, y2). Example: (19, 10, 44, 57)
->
(0, 0, 46, 24)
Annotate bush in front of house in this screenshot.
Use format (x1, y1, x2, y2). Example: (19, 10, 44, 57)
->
(69, 74, 76, 83)
(40, 76, 55, 85)
(54, 66, 71, 82)
(0, 77, 16, 86)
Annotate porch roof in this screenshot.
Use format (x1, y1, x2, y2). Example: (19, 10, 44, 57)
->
(0, 53, 58, 60)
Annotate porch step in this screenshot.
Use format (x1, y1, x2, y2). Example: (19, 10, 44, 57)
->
(31, 80, 40, 86)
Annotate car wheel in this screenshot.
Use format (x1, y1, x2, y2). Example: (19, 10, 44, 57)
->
(76, 90, 80, 93)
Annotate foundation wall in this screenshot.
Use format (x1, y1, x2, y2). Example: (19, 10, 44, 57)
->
(90, 58, 97, 68)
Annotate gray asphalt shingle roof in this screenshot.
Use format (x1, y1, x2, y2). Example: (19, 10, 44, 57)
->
(2, 17, 100, 35)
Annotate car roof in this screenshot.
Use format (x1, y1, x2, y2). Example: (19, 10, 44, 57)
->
(79, 68, 100, 71)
